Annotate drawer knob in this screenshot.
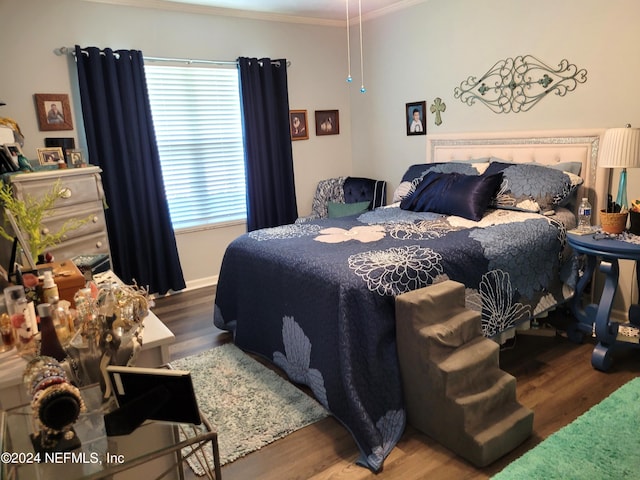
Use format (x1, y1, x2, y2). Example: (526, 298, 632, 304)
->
(92, 216, 98, 223)
(59, 188, 72, 199)
(41, 227, 50, 235)
(96, 241, 103, 248)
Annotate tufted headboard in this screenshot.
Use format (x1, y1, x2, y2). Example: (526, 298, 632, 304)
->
(426, 129, 608, 224)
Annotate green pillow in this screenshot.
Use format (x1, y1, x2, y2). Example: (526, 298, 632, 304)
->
(327, 201, 371, 218)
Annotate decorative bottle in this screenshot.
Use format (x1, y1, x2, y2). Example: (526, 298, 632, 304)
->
(37, 303, 67, 362)
(578, 197, 592, 232)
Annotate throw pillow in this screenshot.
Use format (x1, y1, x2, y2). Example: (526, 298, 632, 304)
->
(484, 162, 583, 213)
(400, 171, 503, 221)
(327, 201, 371, 218)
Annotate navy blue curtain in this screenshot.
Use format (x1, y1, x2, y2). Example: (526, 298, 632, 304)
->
(238, 57, 298, 231)
(74, 46, 185, 295)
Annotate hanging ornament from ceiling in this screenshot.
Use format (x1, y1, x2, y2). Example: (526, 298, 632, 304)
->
(345, 0, 366, 93)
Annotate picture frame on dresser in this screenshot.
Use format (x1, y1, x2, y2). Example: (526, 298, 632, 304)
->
(0, 148, 18, 173)
(34, 93, 74, 131)
(69, 149, 86, 167)
(36, 147, 64, 166)
(2, 143, 23, 160)
(2, 143, 22, 171)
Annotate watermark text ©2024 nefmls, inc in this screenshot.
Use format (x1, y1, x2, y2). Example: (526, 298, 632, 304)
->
(1, 451, 125, 465)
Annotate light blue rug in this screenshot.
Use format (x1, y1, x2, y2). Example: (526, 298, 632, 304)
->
(172, 343, 328, 467)
(493, 377, 640, 479)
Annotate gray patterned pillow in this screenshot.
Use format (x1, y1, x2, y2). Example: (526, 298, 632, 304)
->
(484, 162, 583, 213)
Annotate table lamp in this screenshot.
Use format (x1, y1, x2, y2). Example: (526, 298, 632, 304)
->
(599, 125, 640, 210)
(598, 124, 640, 234)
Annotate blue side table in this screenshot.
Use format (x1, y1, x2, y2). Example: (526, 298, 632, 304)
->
(567, 232, 640, 371)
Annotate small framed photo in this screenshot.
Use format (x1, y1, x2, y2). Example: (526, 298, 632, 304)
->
(315, 110, 339, 136)
(3, 143, 23, 159)
(289, 110, 309, 141)
(3, 143, 22, 167)
(37, 147, 64, 166)
(68, 149, 86, 167)
(406, 101, 426, 136)
(34, 93, 73, 131)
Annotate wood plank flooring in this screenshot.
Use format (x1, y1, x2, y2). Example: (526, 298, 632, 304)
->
(154, 286, 640, 479)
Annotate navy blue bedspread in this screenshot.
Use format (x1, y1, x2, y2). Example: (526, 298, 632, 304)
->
(213, 206, 577, 471)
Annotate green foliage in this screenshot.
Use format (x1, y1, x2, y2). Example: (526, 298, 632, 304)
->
(0, 180, 91, 260)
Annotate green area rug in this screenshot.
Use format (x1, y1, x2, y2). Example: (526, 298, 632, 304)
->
(493, 377, 640, 479)
(171, 343, 328, 469)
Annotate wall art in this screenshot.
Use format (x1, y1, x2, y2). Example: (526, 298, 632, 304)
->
(454, 55, 587, 114)
(406, 101, 426, 136)
(315, 110, 339, 136)
(34, 93, 73, 131)
(289, 110, 309, 141)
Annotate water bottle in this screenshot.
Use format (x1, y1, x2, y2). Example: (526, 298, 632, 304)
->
(578, 197, 592, 231)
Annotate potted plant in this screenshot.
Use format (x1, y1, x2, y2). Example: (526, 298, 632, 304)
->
(0, 180, 90, 264)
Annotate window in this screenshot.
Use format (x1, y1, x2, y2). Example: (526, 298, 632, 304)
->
(145, 64, 246, 231)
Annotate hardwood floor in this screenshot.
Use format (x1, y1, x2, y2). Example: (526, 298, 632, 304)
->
(155, 287, 640, 479)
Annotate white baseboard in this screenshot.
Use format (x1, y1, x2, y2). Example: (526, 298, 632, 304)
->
(184, 275, 218, 292)
(151, 275, 218, 299)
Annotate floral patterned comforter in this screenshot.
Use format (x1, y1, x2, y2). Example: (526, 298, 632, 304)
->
(213, 206, 577, 471)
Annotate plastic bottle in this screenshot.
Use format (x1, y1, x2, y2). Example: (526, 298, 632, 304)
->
(42, 271, 59, 305)
(578, 197, 592, 232)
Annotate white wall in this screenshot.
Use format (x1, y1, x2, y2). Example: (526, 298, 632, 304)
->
(352, 0, 640, 313)
(0, 0, 354, 289)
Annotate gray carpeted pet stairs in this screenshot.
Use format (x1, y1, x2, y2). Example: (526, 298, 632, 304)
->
(396, 280, 533, 467)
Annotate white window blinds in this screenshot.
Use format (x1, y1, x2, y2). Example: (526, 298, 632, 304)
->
(145, 64, 246, 231)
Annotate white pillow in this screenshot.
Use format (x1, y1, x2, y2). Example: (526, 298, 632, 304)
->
(392, 181, 414, 203)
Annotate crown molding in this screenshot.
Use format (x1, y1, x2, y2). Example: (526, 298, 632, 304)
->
(81, 0, 427, 27)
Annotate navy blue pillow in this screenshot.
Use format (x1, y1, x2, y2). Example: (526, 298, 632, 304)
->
(400, 171, 503, 221)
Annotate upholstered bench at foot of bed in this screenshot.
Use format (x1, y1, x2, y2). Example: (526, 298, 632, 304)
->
(395, 280, 533, 467)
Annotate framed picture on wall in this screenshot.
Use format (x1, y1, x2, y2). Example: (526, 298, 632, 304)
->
(315, 110, 339, 136)
(34, 93, 74, 131)
(289, 110, 309, 140)
(406, 101, 426, 136)
(37, 147, 64, 166)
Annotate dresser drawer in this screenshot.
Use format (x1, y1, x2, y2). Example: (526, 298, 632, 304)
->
(48, 232, 110, 261)
(40, 201, 107, 242)
(12, 171, 104, 209)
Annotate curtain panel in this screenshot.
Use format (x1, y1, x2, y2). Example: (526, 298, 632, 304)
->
(74, 45, 185, 295)
(237, 57, 298, 231)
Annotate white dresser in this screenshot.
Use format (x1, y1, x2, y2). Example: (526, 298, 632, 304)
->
(5, 166, 111, 264)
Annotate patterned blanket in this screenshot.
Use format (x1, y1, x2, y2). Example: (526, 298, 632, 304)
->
(214, 206, 577, 471)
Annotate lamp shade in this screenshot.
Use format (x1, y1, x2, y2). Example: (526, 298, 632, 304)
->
(598, 127, 640, 168)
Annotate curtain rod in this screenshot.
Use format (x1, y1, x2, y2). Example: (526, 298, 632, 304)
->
(54, 47, 290, 67)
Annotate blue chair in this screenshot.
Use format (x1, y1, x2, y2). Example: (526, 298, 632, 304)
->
(297, 176, 387, 222)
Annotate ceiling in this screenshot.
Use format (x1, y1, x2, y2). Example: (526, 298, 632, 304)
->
(146, 0, 422, 22)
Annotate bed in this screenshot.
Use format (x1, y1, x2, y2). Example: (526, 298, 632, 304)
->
(213, 129, 606, 471)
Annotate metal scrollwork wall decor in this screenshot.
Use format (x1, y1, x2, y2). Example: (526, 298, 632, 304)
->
(454, 55, 587, 114)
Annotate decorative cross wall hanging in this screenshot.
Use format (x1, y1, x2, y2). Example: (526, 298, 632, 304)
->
(454, 55, 587, 114)
(430, 98, 446, 126)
